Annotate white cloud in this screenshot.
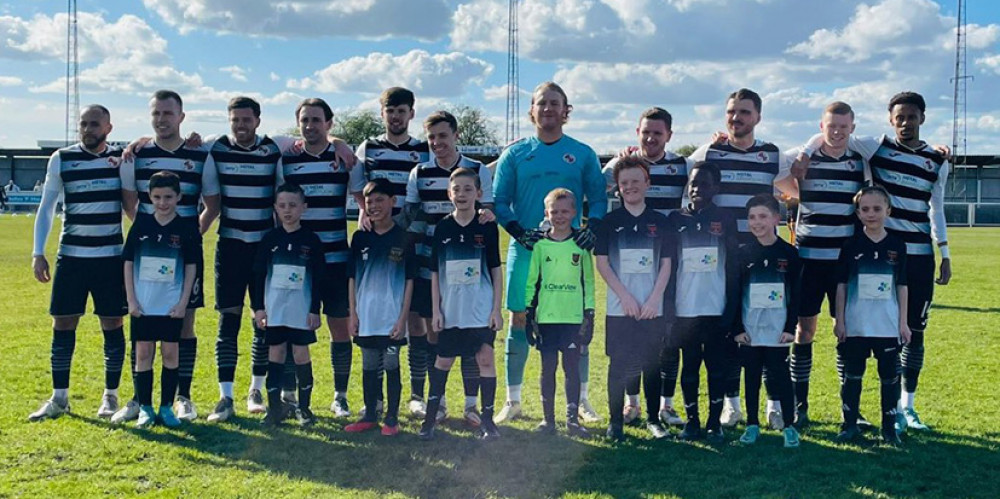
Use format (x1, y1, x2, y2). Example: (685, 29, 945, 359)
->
(287, 50, 493, 98)
(220, 65, 249, 82)
(977, 54, 1000, 75)
(269, 72, 281, 82)
(143, 0, 451, 40)
(0, 13, 168, 63)
(0, 76, 23, 86)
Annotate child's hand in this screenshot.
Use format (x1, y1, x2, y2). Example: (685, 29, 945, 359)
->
(167, 303, 186, 319)
(579, 309, 595, 346)
(254, 310, 267, 329)
(489, 308, 504, 332)
(477, 208, 496, 224)
(734, 333, 750, 345)
(390, 318, 406, 340)
(357, 211, 372, 232)
(308, 313, 321, 330)
(619, 294, 641, 319)
(127, 300, 143, 318)
(834, 322, 847, 343)
(779, 332, 795, 344)
(348, 312, 359, 337)
(638, 297, 659, 321)
(431, 313, 444, 333)
(899, 324, 912, 345)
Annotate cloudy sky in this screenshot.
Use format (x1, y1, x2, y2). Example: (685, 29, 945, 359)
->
(0, 0, 997, 154)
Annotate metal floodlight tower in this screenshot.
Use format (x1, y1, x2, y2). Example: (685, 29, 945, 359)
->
(65, 0, 80, 146)
(951, 0, 972, 167)
(505, 0, 520, 145)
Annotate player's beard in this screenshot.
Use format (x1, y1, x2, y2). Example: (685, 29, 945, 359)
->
(388, 122, 408, 136)
(82, 132, 107, 150)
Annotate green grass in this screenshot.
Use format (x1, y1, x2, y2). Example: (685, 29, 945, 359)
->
(2, 213, 999, 497)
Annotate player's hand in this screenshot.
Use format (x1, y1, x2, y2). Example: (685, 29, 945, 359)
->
(290, 140, 305, 155)
(167, 303, 186, 319)
(504, 221, 542, 250)
(616, 146, 639, 159)
(390, 318, 406, 340)
(932, 144, 951, 160)
(357, 210, 372, 231)
(331, 138, 358, 170)
(790, 152, 810, 180)
(711, 131, 729, 145)
(184, 132, 203, 149)
(619, 294, 641, 319)
(734, 333, 750, 345)
(489, 308, 504, 331)
(638, 297, 659, 321)
(779, 332, 795, 344)
(572, 225, 598, 252)
(123, 136, 152, 162)
(899, 324, 912, 345)
(936, 257, 951, 285)
(524, 308, 538, 346)
(308, 313, 321, 330)
(579, 309, 595, 346)
(128, 300, 143, 318)
(431, 312, 444, 333)
(348, 312, 359, 337)
(834, 322, 847, 343)
(32, 255, 51, 283)
(477, 208, 496, 224)
(254, 310, 267, 329)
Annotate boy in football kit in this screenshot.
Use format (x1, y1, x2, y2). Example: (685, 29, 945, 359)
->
(525, 188, 596, 439)
(344, 179, 416, 436)
(253, 183, 325, 427)
(418, 167, 504, 441)
(834, 186, 910, 446)
(733, 194, 801, 448)
(596, 157, 674, 442)
(667, 162, 739, 444)
(122, 171, 199, 428)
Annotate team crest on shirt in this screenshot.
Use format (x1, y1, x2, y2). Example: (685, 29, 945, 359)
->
(168, 234, 182, 249)
(563, 154, 576, 164)
(646, 224, 658, 238)
(776, 259, 788, 272)
(474, 234, 485, 248)
(299, 245, 312, 260)
(664, 164, 677, 175)
(924, 159, 935, 171)
(409, 152, 421, 162)
(389, 247, 404, 263)
(756, 152, 769, 163)
(846, 160, 857, 171)
(709, 221, 723, 235)
(571, 253, 581, 266)
(887, 250, 899, 264)
(183, 160, 195, 171)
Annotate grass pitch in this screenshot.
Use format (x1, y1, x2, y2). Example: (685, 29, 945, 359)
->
(1, 213, 999, 497)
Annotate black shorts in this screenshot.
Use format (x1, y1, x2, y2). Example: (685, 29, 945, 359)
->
(131, 315, 183, 343)
(410, 277, 432, 318)
(667, 316, 726, 350)
(215, 238, 258, 310)
(906, 254, 935, 331)
(838, 336, 901, 361)
(799, 258, 839, 318)
(266, 326, 317, 346)
(437, 327, 495, 358)
(49, 255, 126, 317)
(536, 323, 583, 354)
(605, 316, 667, 360)
(354, 335, 408, 350)
(322, 263, 349, 318)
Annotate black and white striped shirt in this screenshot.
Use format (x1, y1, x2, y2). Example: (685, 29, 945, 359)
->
(210, 135, 282, 244)
(278, 144, 350, 265)
(795, 150, 867, 261)
(122, 142, 220, 220)
(350, 135, 430, 214)
(603, 152, 691, 215)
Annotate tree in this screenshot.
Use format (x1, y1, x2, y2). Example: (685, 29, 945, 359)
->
(672, 144, 699, 157)
(447, 105, 500, 147)
(332, 110, 385, 146)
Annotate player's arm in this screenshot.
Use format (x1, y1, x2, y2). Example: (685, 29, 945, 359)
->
(492, 148, 518, 231)
(930, 160, 951, 284)
(776, 148, 800, 198)
(833, 247, 850, 341)
(487, 223, 504, 331)
(32, 152, 64, 282)
(583, 251, 596, 312)
(349, 142, 371, 230)
(173, 263, 197, 319)
(250, 235, 269, 316)
(687, 144, 710, 163)
(124, 261, 140, 317)
(596, 255, 637, 318)
(392, 241, 418, 340)
(120, 159, 138, 221)
(401, 166, 423, 232)
(583, 150, 607, 222)
(643, 254, 673, 321)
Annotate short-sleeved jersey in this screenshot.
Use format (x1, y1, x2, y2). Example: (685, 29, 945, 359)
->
(122, 142, 220, 220)
(493, 135, 608, 233)
(277, 143, 350, 264)
(595, 206, 673, 317)
(350, 135, 430, 214)
(603, 153, 691, 216)
(737, 238, 802, 346)
(122, 215, 201, 316)
(667, 204, 739, 323)
(838, 232, 908, 338)
(429, 215, 502, 329)
(795, 149, 867, 261)
(689, 140, 791, 244)
(251, 226, 325, 330)
(211, 135, 282, 243)
(405, 155, 494, 280)
(349, 224, 417, 336)
(43, 144, 124, 258)
(868, 137, 948, 256)
(525, 235, 596, 324)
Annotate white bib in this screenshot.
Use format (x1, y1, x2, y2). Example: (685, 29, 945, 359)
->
(272, 264, 306, 290)
(682, 247, 718, 273)
(303, 184, 335, 197)
(749, 282, 784, 309)
(620, 249, 654, 274)
(859, 274, 892, 301)
(138, 256, 176, 283)
(446, 259, 480, 285)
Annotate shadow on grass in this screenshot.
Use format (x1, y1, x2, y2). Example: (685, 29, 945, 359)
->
(930, 304, 1000, 314)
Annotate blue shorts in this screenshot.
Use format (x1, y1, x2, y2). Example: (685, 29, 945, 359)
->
(504, 242, 532, 312)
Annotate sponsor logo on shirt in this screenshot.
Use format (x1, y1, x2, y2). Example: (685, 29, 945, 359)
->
(68, 162, 82, 168)
(287, 271, 303, 284)
(563, 153, 576, 164)
(701, 253, 717, 266)
(888, 152, 902, 158)
(545, 283, 578, 292)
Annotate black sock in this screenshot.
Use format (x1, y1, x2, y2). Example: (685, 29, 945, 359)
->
(266, 361, 284, 410)
(790, 342, 813, 413)
(660, 347, 680, 399)
(385, 367, 402, 424)
(51, 329, 76, 391)
(215, 312, 241, 383)
(282, 347, 297, 393)
(135, 369, 154, 407)
(461, 355, 480, 400)
(177, 338, 197, 399)
(129, 339, 138, 401)
(160, 367, 179, 407)
(102, 327, 125, 390)
(297, 362, 314, 411)
(361, 369, 379, 422)
(424, 366, 449, 427)
(408, 336, 429, 399)
(331, 341, 352, 394)
(251, 326, 268, 377)
(480, 376, 497, 419)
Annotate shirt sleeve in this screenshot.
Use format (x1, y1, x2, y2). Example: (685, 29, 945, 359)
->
(428, 227, 441, 273)
(487, 222, 502, 269)
(836, 241, 851, 284)
(404, 232, 418, 280)
(688, 144, 709, 162)
(776, 147, 796, 183)
(524, 244, 542, 309)
(929, 160, 950, 246)
(583, 148, 607, 221)
(348, 141, 369, 194)
(583, 250, 596, 311)
(602, 158, 617, 192)
(200, 153, 221, 196)
(405, 166, 420, 203)
(182, 225, 202, 265)
(271, 135, 295, 153)
(275, 158, 285, 187)
(122, 223, 139, 262)
(120, 159, 137, 192)
(593, 213, 610, 256)
(32, 152, 64, 256)
(492, 147, 517, 227)
(479, 164, 494, 204)
(895, 242, 908, 287)
(845, 135, 881, 161)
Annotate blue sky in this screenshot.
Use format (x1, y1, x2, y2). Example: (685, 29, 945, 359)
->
(0, 0, 997, 153)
